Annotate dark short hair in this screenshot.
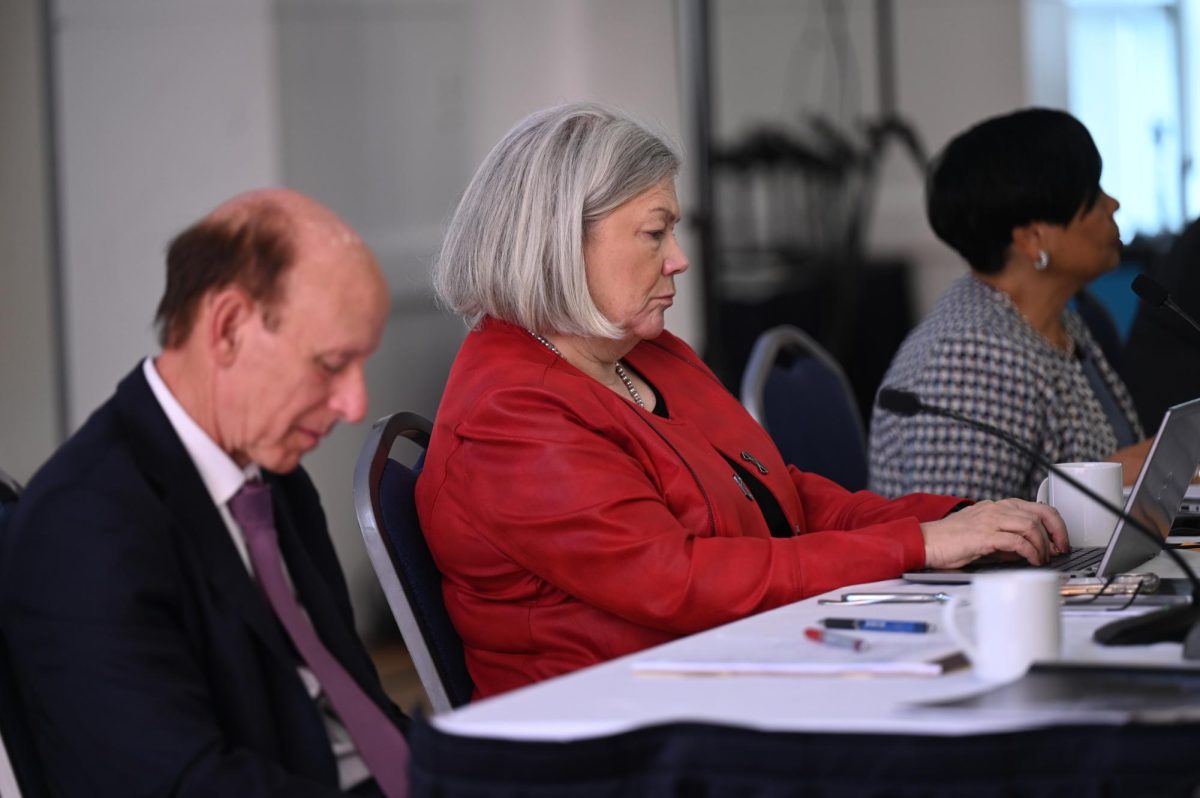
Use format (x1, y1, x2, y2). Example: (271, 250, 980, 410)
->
(154, 203, 294, 347)
(926, 108, 1103, 274)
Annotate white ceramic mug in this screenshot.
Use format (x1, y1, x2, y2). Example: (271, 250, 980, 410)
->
(1035, 461, 1123, 549)
(942, 571, 1061, 682)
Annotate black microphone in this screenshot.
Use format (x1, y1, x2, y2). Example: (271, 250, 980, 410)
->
(877, 387, 1200, 657)
(1132, 273, 1200, 341)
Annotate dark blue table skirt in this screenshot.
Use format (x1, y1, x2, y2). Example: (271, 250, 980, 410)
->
(410, 718, 1200, 797)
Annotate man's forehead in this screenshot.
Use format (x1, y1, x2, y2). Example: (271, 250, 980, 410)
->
(279, 230, 386, 312)
(276, 255, 389, 355)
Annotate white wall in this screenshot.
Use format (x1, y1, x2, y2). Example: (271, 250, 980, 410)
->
(52, 0, 282, 428)
(0, 3, 55, 787)
(879, 0, 1029, 313)
(0, 0, 58, 485)
(1025, 0, 1070, 110)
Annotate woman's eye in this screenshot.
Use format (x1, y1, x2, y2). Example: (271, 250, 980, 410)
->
(645, 229, 666, 241)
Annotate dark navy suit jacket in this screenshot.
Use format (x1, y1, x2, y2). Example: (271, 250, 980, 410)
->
(0, 365, 404, 797)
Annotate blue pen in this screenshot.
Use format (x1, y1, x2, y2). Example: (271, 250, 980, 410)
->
(820, 617, 934, 634)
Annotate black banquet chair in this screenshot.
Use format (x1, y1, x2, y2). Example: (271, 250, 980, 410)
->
(353, 412, 474, 713)
(0, 467, 50, 798)
(740, 325, 869, 492)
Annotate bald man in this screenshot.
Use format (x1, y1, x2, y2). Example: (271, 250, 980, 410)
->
(0, 190, 406, 797)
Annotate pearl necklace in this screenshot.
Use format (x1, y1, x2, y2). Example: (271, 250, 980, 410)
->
(526, 329, 646, 408)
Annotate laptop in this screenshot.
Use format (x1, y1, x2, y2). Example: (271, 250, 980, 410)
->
(1178, 483, 1200, 516)
(904, 397, 1200, 584)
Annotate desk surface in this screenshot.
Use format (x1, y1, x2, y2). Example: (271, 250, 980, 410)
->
(433, 548, 1200, 743)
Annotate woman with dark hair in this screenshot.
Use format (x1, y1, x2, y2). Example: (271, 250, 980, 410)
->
(418, 103, 1066, 699)
(870, 108, 1148, 501)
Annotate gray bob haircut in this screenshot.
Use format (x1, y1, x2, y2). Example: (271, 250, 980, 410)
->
(434, 102, 681, 337)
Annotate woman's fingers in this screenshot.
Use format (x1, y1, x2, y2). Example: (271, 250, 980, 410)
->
(992, 499, 1069, 559)
(1026, 501, 1069, 553)
(990, 501, 1052, 561)
(983, 523, 1042, 564)
(920, 498, 1068, 569)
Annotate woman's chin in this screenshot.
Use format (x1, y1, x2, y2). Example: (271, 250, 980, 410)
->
(628, 310, 670, 340)
(632, 321, 666, 341)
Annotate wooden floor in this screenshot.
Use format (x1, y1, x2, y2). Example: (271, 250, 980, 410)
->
(371, 641, 433, 716)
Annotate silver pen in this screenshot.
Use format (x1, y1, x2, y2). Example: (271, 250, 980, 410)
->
(818, 592, 953, 605)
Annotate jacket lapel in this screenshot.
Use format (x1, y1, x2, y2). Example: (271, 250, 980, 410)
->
(114, 365, 296, 669)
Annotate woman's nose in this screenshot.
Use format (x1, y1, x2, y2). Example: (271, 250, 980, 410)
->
(664, 235, 689, 275)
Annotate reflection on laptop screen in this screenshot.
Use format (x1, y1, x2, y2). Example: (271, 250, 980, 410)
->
(1096, 397, 1200, 576)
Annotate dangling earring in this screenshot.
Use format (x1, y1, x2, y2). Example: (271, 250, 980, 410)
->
(1034, 250, 1050, 271)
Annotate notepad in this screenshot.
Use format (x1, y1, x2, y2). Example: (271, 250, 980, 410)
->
(632, 651, 967, 678)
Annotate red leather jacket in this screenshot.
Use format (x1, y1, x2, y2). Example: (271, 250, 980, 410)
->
(417, 319, 962, 698)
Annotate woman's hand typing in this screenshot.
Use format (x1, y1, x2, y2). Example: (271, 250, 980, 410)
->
(920, 499, 1069, 569)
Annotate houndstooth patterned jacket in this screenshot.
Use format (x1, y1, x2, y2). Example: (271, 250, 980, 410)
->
(868, 276, 1143, 501)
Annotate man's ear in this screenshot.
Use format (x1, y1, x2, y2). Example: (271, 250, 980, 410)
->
(206, 287, 255, 368)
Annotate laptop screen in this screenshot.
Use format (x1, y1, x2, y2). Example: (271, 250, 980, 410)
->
(1096, 397, 1200, 577)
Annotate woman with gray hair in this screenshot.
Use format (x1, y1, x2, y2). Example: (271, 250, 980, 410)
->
(416, 102, 1066, 699)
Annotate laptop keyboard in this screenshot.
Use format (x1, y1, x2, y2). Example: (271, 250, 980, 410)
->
(983, 546, 1104, 574)
(1047, 547, 1105, 573)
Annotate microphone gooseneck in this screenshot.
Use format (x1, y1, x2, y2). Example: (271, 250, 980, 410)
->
(877, 387, 1200, 656)
(1132, 273, 1200, 341)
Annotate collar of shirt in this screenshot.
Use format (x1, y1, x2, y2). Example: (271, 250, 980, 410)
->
(142, 357, 261, 509)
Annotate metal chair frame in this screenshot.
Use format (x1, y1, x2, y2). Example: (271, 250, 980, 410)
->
(353, 412, 472, 713)
(740, 324, 868, 488)
(743, 325, 866, 442)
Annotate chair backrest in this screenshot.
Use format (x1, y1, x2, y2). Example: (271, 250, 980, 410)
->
(740, 325, 869, 492)
(0, 469, 49, 798)
(353, 412, 474, 713)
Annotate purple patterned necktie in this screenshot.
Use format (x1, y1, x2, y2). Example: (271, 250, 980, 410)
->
(229, 481, 409, 798)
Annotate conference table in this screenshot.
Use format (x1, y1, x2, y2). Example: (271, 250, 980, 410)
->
(410, 547, 1200, 796)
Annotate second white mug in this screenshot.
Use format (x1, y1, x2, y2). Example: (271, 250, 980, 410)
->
(942, 570, 1061, 682)
(1036, 461, 1123, 549)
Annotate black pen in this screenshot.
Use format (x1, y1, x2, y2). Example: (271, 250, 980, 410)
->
(820, 618, 934, 634)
